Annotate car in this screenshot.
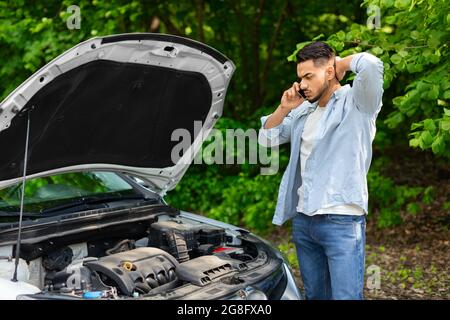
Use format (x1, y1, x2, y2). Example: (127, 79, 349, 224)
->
(0, 33, 302, 300)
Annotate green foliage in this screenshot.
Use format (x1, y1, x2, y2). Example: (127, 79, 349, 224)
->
(366, 158, 435, 228)
(167, 164, 283, 234)
(422, 186, 435, 205)
(406, 202, 421, 215)
(0, 172, 108, 204)
(277, 242, 299, 269)
(443, 201, 450, 210)
(208, 172, 280, 234)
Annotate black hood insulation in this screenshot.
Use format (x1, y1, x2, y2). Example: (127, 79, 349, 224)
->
(0, 59, 212, 181)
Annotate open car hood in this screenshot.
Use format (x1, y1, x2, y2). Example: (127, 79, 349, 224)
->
(0, 33, 235, 195)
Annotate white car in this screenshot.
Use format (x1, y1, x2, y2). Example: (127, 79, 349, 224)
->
(0, 33, 302, 300)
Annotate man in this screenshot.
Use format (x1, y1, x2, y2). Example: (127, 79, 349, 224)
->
(258, 41, 384, 300)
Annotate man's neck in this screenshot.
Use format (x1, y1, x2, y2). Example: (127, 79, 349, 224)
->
(318, 81, 341, 107)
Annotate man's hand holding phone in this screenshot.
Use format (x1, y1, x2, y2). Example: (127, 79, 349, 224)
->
(280, 81, 304, 112)
(263, 82, 305, 129)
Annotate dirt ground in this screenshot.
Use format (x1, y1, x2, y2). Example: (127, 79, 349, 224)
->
(363, 201, 449, 299)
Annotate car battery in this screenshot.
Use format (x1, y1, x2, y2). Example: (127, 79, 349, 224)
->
(195, 226, 226, 246)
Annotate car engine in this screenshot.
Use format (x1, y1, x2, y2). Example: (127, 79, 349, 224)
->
(24, 217, 255, 299)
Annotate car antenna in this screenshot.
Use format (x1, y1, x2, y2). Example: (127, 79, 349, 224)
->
(11, 108, 31, 282)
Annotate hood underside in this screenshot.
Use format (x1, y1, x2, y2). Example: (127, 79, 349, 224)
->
(0, 33, 234, 194)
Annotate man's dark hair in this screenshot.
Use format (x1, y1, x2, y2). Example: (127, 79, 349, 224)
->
(296, 41, 335, 66)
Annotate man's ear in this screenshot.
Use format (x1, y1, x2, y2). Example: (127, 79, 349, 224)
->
(325, 65, 335, 81)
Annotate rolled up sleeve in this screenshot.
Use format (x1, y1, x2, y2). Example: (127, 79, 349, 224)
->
(258, 112, 293, 147)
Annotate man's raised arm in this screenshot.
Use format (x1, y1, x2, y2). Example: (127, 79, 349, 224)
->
(336, 53, 384, 115)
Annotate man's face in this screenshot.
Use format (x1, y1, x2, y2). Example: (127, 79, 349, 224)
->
(296, 59, 333, 103)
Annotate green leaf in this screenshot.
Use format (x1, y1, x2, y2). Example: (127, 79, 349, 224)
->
(372, 46, 383, 55)
(428, 85, 439, 100)
(423, 119, 436, 132)
(336, 30, 346, 41)
(422, 49, 432, 57)
(442, 119, 450, 131)
(417, 81, 429, 92)
(420, 131, 433, 147)
(406, 63, 419, 73)
(410, 30, 420, 40)
(385, 111, 404, 128)
(444, 91, 450, 100)
(409, 138, 420, 147)
(406, 63, 416, 73)
(394, 0, 411, 9)
(381, 0, 395, 8)
(431, 136, 444, 154)
(392, 96, 404, 106)
(326, 39, 344, 51)
(390, 54, 402, 65)
(429, 54, 440, 64)
(444, 108, 450, 117)
(312, 33, 325, 41)
(296, 41, 311, 50)
(288, 41, 312, 61)
(398, 50, 408, 58)
(427, 31, 442, 48)
(411, 122, 423, 130)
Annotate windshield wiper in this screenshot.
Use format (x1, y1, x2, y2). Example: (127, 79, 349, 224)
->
(0, 211, 40, 218)
(40, 194, 158, 214)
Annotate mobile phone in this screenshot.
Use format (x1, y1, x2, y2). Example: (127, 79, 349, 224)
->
(297, 88, 306, 99)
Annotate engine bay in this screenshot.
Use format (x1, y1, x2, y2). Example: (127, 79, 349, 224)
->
(7, 215, 270, 299)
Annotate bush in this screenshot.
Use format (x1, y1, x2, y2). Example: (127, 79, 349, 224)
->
(367, 158, 429, 228)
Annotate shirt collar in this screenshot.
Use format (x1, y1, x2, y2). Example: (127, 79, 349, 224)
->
(331, 84, 350, 100)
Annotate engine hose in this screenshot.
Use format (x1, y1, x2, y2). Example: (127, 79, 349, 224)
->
(105, 239, 134, 255)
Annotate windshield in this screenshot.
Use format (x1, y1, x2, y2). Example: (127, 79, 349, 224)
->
(0, 171, 137, 215)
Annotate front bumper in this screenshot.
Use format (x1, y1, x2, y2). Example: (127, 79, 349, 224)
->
(224, 262, 303, 300)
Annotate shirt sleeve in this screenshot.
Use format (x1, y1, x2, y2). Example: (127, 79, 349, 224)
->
(350, 52, 384, 115)
(258, 110, 294, 147)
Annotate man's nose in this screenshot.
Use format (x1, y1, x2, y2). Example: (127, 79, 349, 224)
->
(300, 82, 307, 90)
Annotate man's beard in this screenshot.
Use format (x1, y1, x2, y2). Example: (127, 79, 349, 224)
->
(306, 79, 329, 103)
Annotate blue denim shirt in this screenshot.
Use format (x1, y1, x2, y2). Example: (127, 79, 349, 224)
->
(258, 53, 384, 226)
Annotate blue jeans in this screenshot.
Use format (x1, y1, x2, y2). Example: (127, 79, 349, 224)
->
(292, 213, 366, 300)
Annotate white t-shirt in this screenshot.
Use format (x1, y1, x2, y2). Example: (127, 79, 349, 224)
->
(297, 104, 364, 216)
